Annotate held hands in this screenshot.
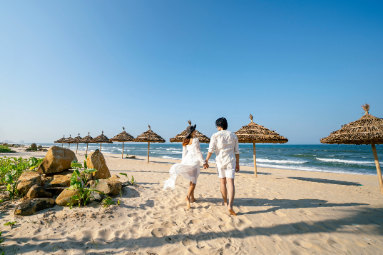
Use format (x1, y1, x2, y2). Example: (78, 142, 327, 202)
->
(203, 160, 209, 169)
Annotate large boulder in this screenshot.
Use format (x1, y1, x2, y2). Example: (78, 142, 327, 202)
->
(86, 150, 111, 179)
(91, 179, 122, 196)
(26, 185, 52, 199)
(55, 189, 79, 206)
(17, 172, 42, 196)
(37, 146, 77, 174)
(14, 198, 55, 216)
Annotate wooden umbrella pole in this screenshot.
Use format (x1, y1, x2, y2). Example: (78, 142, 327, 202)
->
(100, 143, 102, 151)
(62, 143, 63, 148)
(371, 144, 383, 194)
(86, 143, 88, 156)
(76, 143, 78, 154)
(253, 142, 257, 177)
(147, 142, 150, 163)
(122, 142, 124, 159)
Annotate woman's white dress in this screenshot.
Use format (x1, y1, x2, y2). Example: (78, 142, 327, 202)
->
(163, 138, 204, 190)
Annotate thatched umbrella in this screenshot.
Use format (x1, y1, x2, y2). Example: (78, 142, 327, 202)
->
(64, 135, 76, 149)
(72, 133, 82, 154)
(235, 114, 288, 177)
(92, 131, 112, 151)
(170, 120, 210, 143)
(54, 135, 66, 148)
(80, 132, 94, 156)
(110, 127, 135, 159)
(321, 104, 383, 194)
(134, 125, 165, 163)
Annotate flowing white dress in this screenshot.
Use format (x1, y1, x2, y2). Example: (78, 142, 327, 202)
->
(163, 138, 205, 190)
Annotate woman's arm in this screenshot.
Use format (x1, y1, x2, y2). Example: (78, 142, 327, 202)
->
(195, 138, 205, 164)
(182, 145, 187, 159)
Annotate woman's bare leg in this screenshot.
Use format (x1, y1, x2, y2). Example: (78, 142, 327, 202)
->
(186, 182, 196, 209)
(190, 181, 196, 202)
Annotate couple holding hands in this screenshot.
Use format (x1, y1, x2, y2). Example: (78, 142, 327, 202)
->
(164, 117, 240, 216)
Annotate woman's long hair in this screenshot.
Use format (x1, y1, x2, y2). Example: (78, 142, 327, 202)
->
(182, 134, 192, 146)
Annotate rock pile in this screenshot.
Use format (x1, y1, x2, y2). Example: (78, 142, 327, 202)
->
(14, 147, 123, 215)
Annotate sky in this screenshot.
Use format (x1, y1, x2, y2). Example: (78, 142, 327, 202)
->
(0, 0, 382, 144)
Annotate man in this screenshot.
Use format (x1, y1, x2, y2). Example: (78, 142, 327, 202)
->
(203, 117, 240, 215)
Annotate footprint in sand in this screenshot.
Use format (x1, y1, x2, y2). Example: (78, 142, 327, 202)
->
(188, 219, 202, 225)
(182, 237, 195, 246)
(151, 228, 172, 237)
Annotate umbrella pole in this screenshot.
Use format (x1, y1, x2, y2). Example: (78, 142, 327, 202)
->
(147, 142, 150, 163)
(76, 143, 78, 154)
(62, 143, 63, 148)
(100, 143, 101, 151)
(122, 142, 125, 159)
(253, 142, 257, 177)
(371, 144, 383, 194)
(86, 143, 88, 156)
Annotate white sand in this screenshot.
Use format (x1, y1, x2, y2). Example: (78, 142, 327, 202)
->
(1, 148, 383, 254)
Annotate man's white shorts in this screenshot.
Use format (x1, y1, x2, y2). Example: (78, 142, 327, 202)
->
(217, 166, 235, 179)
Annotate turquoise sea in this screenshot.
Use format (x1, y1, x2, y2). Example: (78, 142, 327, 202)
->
(36, 143, 383, 176)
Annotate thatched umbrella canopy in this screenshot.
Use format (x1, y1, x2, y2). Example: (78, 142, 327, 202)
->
(54, 135, 66, 148)
(72, 133, 82, 154)
(134, 125, 165, 163)
(80, 132, 94, 156)
(110, 127, 135, 159)
(235, 114, 288, 177)
(170, 120, 210, 143)
(64, 135, 76, 149)
(92, 131, 112, 152)
(321, 104, 383, 194)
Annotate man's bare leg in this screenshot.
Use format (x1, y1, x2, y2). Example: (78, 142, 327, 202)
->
(220, 178, 228, 206)
(226, 177, 236, 215)
(186, 182, 196, 209)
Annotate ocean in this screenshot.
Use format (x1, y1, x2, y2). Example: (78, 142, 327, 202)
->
(34, 143, 383, 176)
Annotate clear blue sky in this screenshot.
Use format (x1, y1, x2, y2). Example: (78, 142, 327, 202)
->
(0, 1, 382, 144)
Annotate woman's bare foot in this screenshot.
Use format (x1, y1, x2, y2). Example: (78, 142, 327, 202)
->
(185, 196, 191, 209)
(228, 208, 237, 216)
(221, 200, 228, 206)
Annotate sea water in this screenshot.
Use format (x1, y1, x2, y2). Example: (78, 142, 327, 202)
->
(38, 143, 382, 176)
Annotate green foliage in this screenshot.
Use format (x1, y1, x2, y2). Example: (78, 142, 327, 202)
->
(119, 173, 127, 178)
(68, 161, 102, 208)
(29, 157, 43, 171)
(4, 221, 17, 228)
(0, 145, 12, 153)
(131, 175, 135, 185)
(102, 196, 115, 208)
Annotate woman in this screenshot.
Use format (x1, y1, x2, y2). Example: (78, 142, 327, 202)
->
(163, 124, 205, 209)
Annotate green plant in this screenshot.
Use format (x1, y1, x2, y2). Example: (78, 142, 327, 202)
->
(0, 145, 12, 153)
(0, 231, 3, 244)
(102, 196, 116, 208)
(67, 161, 101, 208)
(5, 173, 18, 200)
(4, 221, 17, 228)
(28, 157, 43, 171)
(119, 173, 127, 178)
(131, 175, 136, 185)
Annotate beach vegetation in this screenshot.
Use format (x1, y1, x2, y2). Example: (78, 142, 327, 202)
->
(0, 145, 13, 153)
(67, 161, 102, 208)
(101, 196, 115, 208)
(4, 221, 17, 228)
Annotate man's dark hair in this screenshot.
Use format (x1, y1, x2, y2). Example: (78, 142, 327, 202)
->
(215, 117, 228, 130)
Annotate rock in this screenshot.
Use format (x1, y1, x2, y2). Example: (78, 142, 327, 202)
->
(26, 185, 53, 199)
(37, 146, 77, 174)
(92, 179, 122, 196)
(50, 174, 71, 187)
(90, 191, 103, 202)
(14, 198, 55, 216)
(86, 150, 111, 179)
(17, 172, 42, 195)
(19, 172, 41, 184)
(55, 189, 79, 206)
(16, 181, 34, 196)
(30, 143, 37, 151)
(45, 187, 66, 196)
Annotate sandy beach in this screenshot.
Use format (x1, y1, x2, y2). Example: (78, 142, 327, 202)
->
(1, 148, 383, 255)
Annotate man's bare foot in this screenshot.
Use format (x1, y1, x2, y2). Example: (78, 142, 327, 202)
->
(190, 197, 196, 203)
(185, 196, 191, 209)
(228, 208, 237, 216)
